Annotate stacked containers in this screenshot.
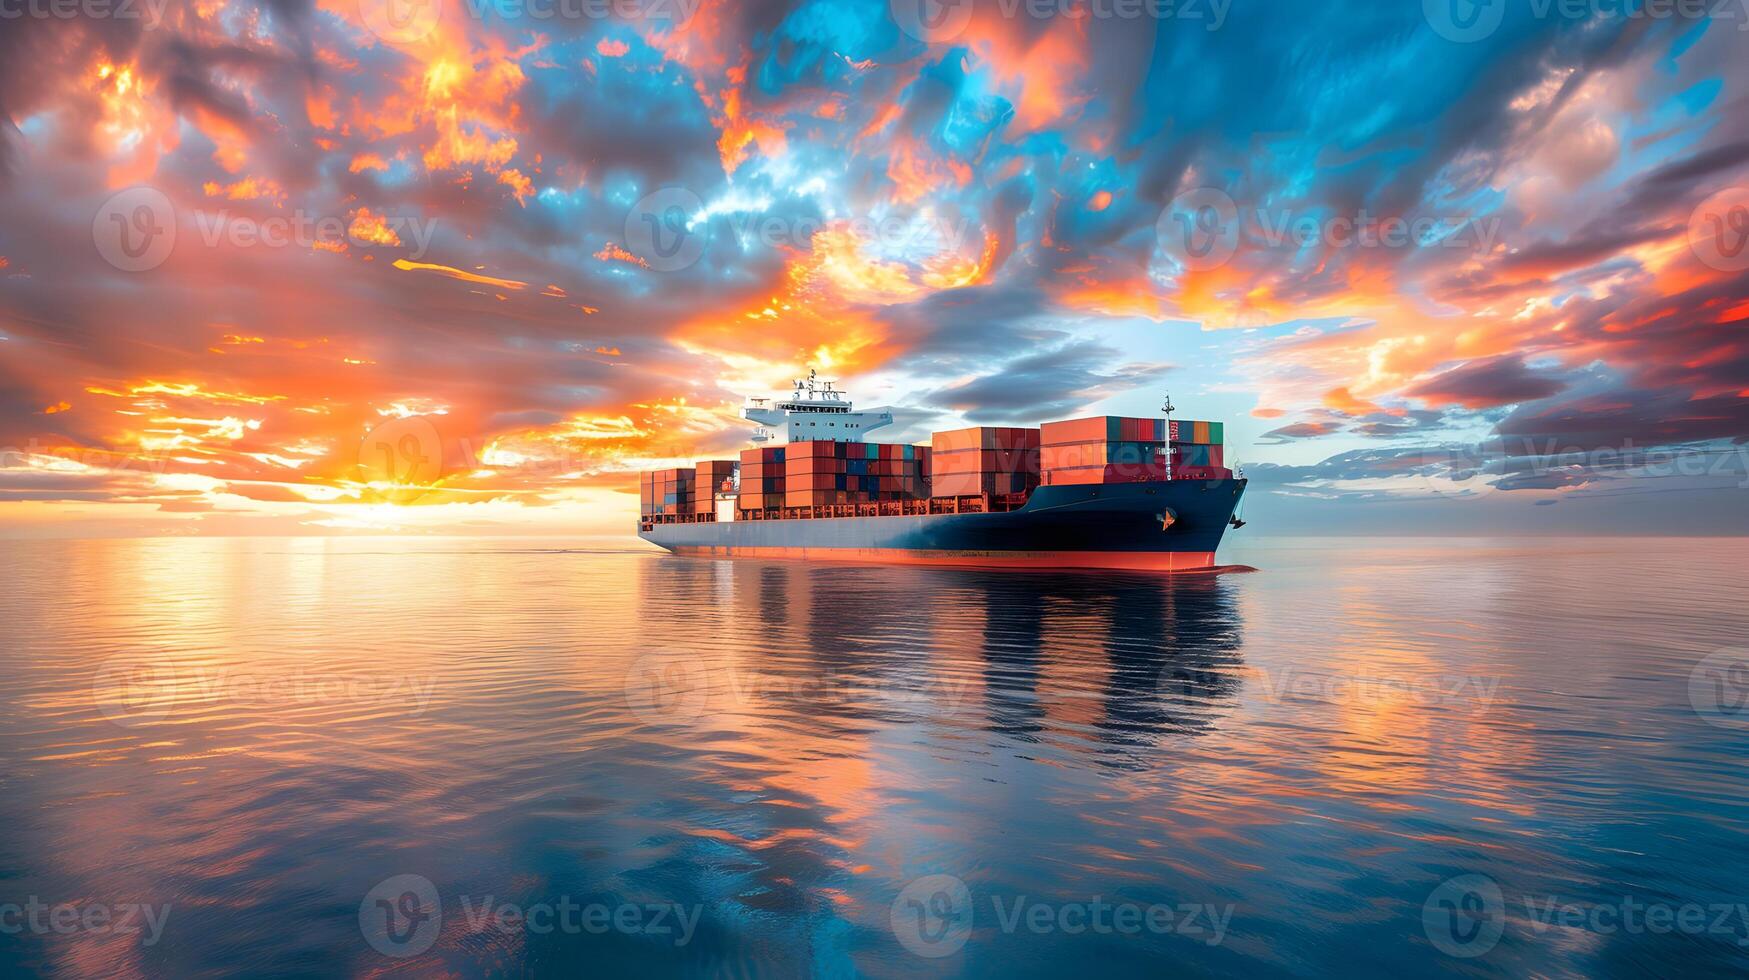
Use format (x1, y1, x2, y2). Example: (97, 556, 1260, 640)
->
(738, 446, 786, 511)
(641, 467, 697, 515)
(784, 441, 930, 508)
(1039, 417, 1170, 485)
(929, 427, 1040, 496)
(693, 460, 738, 515)
(1169, 420, 1226, 478)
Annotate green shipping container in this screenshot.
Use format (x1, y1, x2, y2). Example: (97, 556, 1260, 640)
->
(1208, 421, 1224, 445)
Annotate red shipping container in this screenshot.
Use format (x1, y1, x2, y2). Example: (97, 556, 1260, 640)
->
(932, 448, 1040, 475)
(1040, 442, 1163, 469)
(785, 489, 850, 508)
(1041, 417, 1110, 445)
(786, 459, 846, 476)
(931, 426, 1041, 453)
(1042, 461, 1171, 485)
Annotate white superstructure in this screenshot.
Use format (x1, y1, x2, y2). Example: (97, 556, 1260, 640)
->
(742, 370, 893, 444)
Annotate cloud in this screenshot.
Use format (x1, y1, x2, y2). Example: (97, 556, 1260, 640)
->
(924, 341, 1170, 424)
(1406, 356, 1569, 410)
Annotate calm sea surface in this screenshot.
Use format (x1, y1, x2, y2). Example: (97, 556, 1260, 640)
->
(2, 536, 1747, 978)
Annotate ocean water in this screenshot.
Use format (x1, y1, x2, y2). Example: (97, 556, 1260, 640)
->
(1, 536, 1746, 978)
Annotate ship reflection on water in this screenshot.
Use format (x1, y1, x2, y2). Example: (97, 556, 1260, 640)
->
(634, 558, 1248, 765)
(2, 537, 1746, 977)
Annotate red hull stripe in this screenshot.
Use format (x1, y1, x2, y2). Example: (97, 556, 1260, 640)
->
(667, 546, 1217, 571)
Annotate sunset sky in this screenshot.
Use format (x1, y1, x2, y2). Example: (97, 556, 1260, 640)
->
(1, 0, 1746, 536)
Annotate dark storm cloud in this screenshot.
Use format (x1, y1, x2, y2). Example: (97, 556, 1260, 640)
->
(1258, 421, 1345, 443)
(1406, 356, 1569, 409)
(924, 340, 1169, 424)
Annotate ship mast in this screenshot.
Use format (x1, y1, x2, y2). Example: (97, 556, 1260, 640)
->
(1160, 391, 1175, 481)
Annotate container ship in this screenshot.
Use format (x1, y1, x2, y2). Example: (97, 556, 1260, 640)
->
(637, 373, 1247, 571)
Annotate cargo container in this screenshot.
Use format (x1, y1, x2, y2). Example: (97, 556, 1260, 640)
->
(1037, 417, 1172, 488)
(639, 467, 699, 516)
(931, 426, 1041, 453)
(931, 448, 1040, 475)
(1039, 441, 1164, 469)
(928, 428, 1040, 497)
(693, 460, 737, 514)
(1168, 419, 1223, 445)
(1042, 416, 1167, 445)
(774, 439, 928, 504)
(1041, 462, 1172, 486)
(932, 471, 1037, 496)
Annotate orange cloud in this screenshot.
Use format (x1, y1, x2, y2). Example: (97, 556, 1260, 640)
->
(391, 259, 526, 289)
(594, 243, 650, 269)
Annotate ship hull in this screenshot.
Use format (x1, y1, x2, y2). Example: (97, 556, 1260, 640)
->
(639, 479, 1246, 571)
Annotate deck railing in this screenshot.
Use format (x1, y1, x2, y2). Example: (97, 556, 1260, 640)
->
(638, 493, 1030, 532)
